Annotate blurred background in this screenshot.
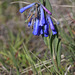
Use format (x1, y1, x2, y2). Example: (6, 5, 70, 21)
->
(0, 0, 75, 75)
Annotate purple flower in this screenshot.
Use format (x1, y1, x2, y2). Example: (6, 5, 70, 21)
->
(44, 20, 49, 37)
(19, 2, 57, 37)
(47, 14, 57, 35)
(47, 14, 55, 30)
(39, 6, 45, 26)
(40, 28, 43, 34)
(19, 3, 35, 13)
(52, 30, 57, 35)
(44, 22, 49, 34)
(33, 19, 40, 35)
(41, 5, 52, 15)
(44, 33, 49, 37)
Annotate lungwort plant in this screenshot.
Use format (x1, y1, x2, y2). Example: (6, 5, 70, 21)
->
(0, 0, 74, 75)
(19, 0, 62, 74)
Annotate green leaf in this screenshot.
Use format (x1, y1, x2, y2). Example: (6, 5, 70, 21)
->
(57, 40, 61, 67)
(44, 37, 48, 46)
(45, 0, 52, 13)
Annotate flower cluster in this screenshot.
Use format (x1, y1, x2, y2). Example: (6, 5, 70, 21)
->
(19, 3, 57, 37)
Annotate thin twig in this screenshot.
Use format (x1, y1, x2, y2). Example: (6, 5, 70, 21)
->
(2, 66, 9, 73)
(36, 59, 66, 75)
(19, 2, 24, 20)
(10, 1, 75, 8)
(21, 58, 66, 74)
(64, 65, 71, 75)
(21, 59, 52, 74)
(10, 1, 31, 5)
(52, 4, 75, 8)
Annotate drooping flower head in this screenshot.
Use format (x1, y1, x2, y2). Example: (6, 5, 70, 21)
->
(46, 14, 57, 35)
(19, 2, 57, 37)
(41, 5, 52, 15)
(33, 19, 40, 35)
(39, 6, 45, 26)
(19, 3, 35, 13)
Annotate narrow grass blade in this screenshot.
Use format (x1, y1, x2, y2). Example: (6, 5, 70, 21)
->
(45, 0, 52, 13)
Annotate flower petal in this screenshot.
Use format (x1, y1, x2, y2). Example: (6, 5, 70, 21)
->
(33, 19, 40, 35)
(47, 14, 57, 35)
(44, 20, 49, 37)
(19, 3, 35, 13)
(47, 14, 55, 30)
(44, 21, 49, 34)
(52, 30, 57, 35)
(41, 5, 52, 15)
(39, 6, 45, 26)
(40, 27, 43, 34)
(44, 34, 49, 37)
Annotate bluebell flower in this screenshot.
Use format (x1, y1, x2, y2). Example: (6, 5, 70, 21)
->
(44, 33, 49, 37)
(47, 14, 57, 35)
(19, 3, 35, 13)
(41, 5, 52, 15)
(40, 27, 43, 34)
(39, 6, 45, 26)
(51, 29, 57, 35)
(44, 21, 49, 34)
(44, 20, 49, 37)
(33, 19, 40, 35)
(47, 14, 55, 30)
